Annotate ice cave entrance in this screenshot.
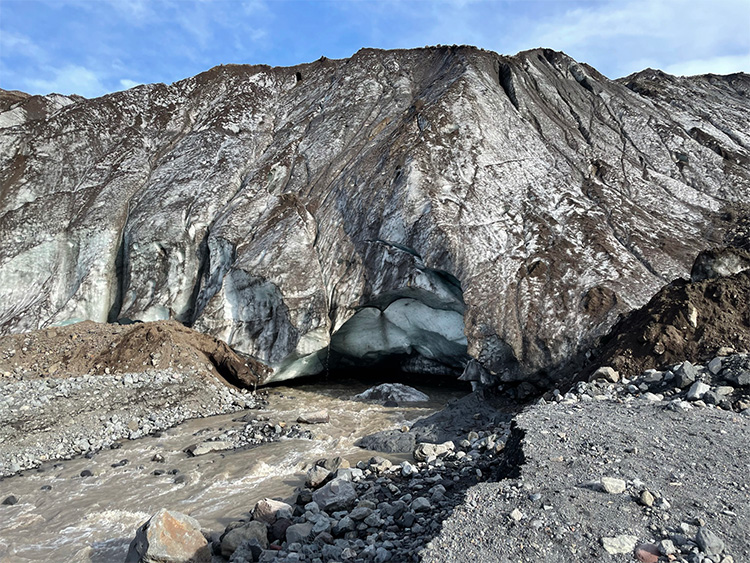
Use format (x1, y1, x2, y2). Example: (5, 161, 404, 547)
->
(324, 270, 471, 386)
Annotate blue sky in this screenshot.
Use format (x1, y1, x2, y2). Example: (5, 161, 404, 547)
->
(1, 0, 748, 98)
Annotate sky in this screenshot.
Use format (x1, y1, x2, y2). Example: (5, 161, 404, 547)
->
(0, 0, 748, 99)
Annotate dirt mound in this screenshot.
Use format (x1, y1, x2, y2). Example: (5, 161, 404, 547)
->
(0, 320, 270, 387)
(585, 267, 750, 378)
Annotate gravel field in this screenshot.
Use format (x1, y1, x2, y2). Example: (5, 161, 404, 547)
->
(422, 367, 750, 563)
(0, 368, 260, 477)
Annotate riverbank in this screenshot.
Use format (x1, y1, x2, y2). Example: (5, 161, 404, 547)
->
(190, 356, 750, 563)
(0, 368, 261, 477)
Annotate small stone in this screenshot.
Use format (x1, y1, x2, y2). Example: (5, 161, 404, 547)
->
(410, 497, 431, 512)
(80, 469, 93, 478)
(591, 366, 619, 383)
(413, 441, 454, 462)
(696, 528, 725, 556)
(2, 495, 18, 505)
(639, 490, 655, 507)
(707, 357, 723, 374)
(687, 304, 699, 327)
(510, 508, 524, 521)
(601, 477, 627, 494)
(635, 543, 660, 563)
(601, 534, 638, 554)
(687, 380, 710, 401)
(306, 465, 331, 489)
(674, 361, 698, 388)
(400, 461, 416, 477)
(657, 539, 677, 555)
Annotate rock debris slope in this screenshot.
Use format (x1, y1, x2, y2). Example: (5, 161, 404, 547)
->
(1, 46, 749, 386)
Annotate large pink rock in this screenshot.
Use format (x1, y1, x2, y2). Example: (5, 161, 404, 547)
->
(125, 508, 210, 563)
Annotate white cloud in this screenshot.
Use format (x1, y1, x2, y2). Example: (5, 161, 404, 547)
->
(119, 78, 142, 90)
(510, 0, 750, 77)
(26, 65, 108, 98)
(0, 30, 47, 62)
(662, 54, 750, 77)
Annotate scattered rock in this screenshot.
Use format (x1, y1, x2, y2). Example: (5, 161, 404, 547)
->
(509, 508, 524, 521)
(590, 366, 620, 383)
(601, 534, 638, 554)
(252, 498, 293, 524)
(687, 380, 710, 401)
(696, 527, 725, 556)
(674, 362, 698, 388)
(639, 490, 655, 507)
(635, 543, 660, 563)
(285, 522, 314, 544)
(312, 478, 357, 512)
(600, 477, 626, 494)
(296, 410, 330, 424)
(185, 440, 231, 457)
(2, 495, 18, 506)
(220, 521, 269, 558)
(413, 441, 454, 462)
(305, 465, 331, 489)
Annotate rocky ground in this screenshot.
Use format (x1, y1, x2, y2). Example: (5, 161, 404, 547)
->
(423, 358, 750, 563)
(120, 355, 749, 563)
(0, 368, 264, 477)
(0, 320, 278, 477)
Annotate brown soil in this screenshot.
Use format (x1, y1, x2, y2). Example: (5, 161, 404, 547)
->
(585, 269, 750, 378)
(0, 320, 270, 387)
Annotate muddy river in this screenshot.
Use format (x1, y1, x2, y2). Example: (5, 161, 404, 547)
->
(0, 379, 468, 562)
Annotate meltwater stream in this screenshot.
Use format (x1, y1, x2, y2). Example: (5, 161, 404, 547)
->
(0, 379, 468, 562)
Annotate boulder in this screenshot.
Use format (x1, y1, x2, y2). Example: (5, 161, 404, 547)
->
(185, 441, 231, 456)
(673, 362, 698, 388)
(357, 430, 416, 453)
(413, 441, 455, 462)
(354, 384, 429, 404)
(312, 478, 357, 512)
(590, 366, 619, 383)
(125, 508, 210, 563)
(251, 498, 293, 524)
(296, 410, 330, 424)
(686, 380, 710, 401)
(285, 522, 314, 544)
(220, 521, 268, 558)
(305, 465, 332, 489)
